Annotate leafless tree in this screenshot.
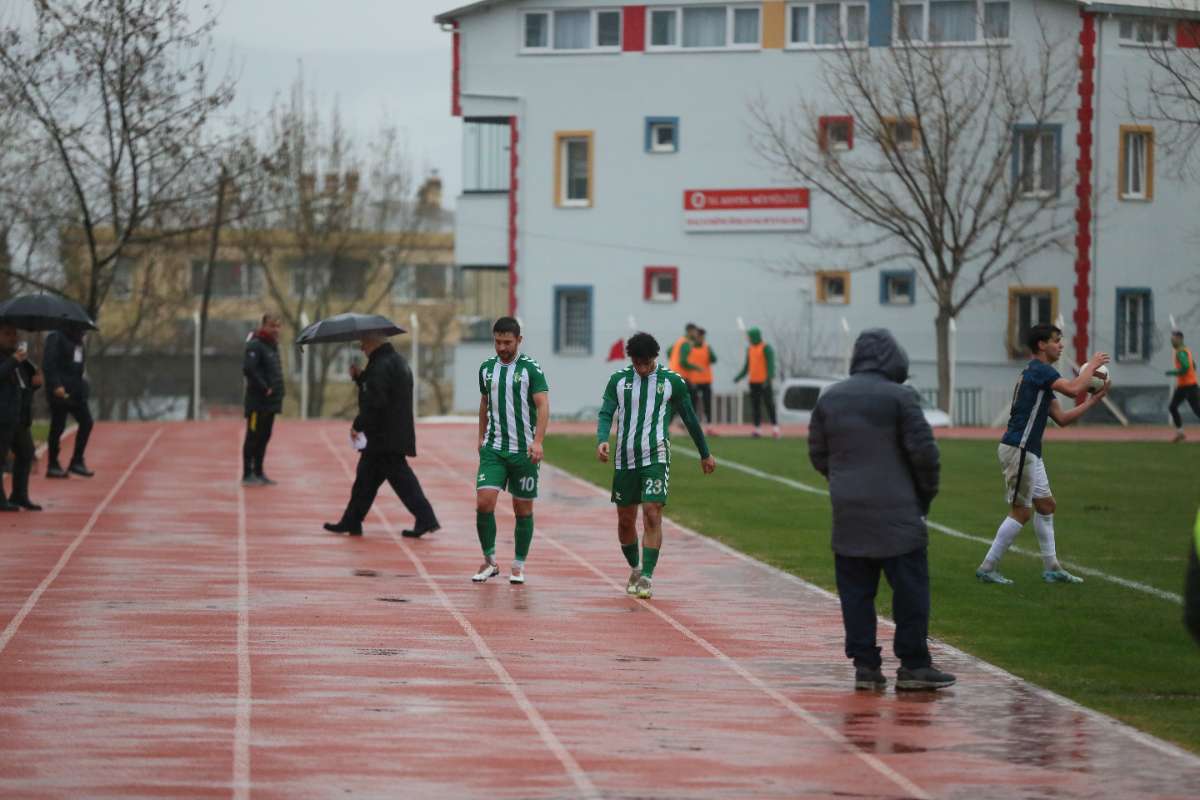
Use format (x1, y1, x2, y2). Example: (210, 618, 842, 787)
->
(1135, 16, 1200, 176)
(750, 18, 1077, 410)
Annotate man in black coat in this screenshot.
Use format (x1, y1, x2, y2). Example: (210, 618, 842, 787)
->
(243, 313, 285, 487)
(324, 332, 440, 538)
(42, 323, 94, 478)
(10, 336, 42, 510)
(808, 328, 955, 692)
(0, 324, 28, 511)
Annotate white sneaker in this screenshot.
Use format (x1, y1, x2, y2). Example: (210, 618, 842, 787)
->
(509, 563, 525, 584)
(626, 568, 641, 595)
(472, 560, 499, 582)
(634, 575, 653, 599)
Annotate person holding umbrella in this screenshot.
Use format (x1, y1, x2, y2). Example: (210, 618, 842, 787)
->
(43, 322, 94, 478)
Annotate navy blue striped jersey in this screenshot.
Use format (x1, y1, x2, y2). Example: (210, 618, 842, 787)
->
(999, 360, 1060, 457)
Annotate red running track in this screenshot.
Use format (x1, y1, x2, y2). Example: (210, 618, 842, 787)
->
(1, 420, 1197, 799)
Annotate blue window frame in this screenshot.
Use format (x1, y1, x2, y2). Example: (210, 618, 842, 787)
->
(1011, 124, 1062, 198)
(554, 285, 593, 355)
(879, 270, 916, 305)
(645, 117, 679, 153)
(1115, 288, 1153, 361)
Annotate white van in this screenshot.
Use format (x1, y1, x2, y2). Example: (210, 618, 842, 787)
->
(776, 377, 951, 428)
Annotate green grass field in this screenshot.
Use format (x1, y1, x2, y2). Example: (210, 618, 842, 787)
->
(545, 433, 1200, 753)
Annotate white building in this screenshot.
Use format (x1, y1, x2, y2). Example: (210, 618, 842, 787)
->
(435, 0, 1200, 423)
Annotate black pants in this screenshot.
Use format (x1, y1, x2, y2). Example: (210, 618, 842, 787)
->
(1169, 385, 1200, 428)
(243, 410, 276, 477)
(9, 425, 34, 502)
(341, 451, 439, 530)
(48, 402, 93, 467)
(691, 383, 713, 424)
(749, 381, 776, 427)
(834, 547, 932, 671)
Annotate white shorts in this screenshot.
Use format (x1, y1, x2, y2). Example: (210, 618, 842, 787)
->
(997, 443, 1052, 507)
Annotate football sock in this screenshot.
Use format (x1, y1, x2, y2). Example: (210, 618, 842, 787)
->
(982, 516, 1023, 571)
(641, 546, 660, 578)
(1033, 513, 1059, 570)
(476, 511, 497, 558)
(514, 515, 534, 561)
(621, 542, 640, 568)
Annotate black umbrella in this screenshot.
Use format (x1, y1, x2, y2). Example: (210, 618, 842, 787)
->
(0, 293, 97, 332)
(295, 312, 406, 345)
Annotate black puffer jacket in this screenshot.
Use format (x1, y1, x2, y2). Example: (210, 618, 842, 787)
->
(0, 352, 23, 432)
(243, 333, 285, 415)
(808, 328, 940, 559)
(353, 343, 416, 457)
(43, 330, 88, 407)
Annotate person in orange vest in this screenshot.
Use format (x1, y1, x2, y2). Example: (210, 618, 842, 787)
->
(685, 327, 717, 432)
(734, 326, 780, 439)
(1167, 329, 1200, 443)
(667, 323, 698, 385)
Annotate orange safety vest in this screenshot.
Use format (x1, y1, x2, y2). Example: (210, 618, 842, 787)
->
(748, 342, 769, 383)
(688, 343, 713, 385)
(668, 336, 690, 375)
(1178, 347, 1198, 388)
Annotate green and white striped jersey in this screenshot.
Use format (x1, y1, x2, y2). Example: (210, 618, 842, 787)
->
(479, 354, 549, 454)
(597, 364, 709, 469)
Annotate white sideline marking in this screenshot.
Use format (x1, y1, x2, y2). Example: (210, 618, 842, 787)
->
(233, 432, 252, 800)
(0, 428, 163, 656)
(319, 432, 601, 800)
(673, 445, 1183, 605)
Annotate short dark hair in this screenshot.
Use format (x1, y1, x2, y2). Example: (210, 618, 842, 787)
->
(626, 332, 660, 360)
(1173, 330, 1184, 340)
(261, 312, 281, 326)
(1026, 323, 1062, 354)
(492, 316, 521, 336)
(685, 322, 698, 332)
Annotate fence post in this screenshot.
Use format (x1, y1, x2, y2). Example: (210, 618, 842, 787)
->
(192, 309, 201, 420)
(410, 312, 420, 416)
(299, 312, 310, 421)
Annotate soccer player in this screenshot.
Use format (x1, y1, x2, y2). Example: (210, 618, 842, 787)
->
(472, 317, 549, 585)
(976, 323, 1110, 585)
(1166, 330, 1200, 443)
(596, 332, 716, 599)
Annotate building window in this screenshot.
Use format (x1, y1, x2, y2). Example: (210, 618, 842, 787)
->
(288, 256, 368, 300)
(554, 286, 593, 355)
(819, 115, 854, 151)
(644, 267, 679, 302)
(1116, 288, 1153, 361)
(787, 3, 868, 47)
(880, 270, 916, 305)
(111, 257, 135, 301)
(816, 271, 850, 304)
(884, 117, 920, 150)
(555, 131, 593, 207)
(1117, 16, 1172, 46)
(896, 0, 1010, 43)
(458, 266, 510, 341)
(648, 5, 762, 50)
(1012, 124, 1061, 198)
(645, 117, 679, 153)
(191, 260, 263, 299)
(1007, 286, 1057, 358)
(394, 264, 451, 303)
(1119, 125, 1154, 201)
(522, 9, 623, 53)
(464, 118, 510, 192)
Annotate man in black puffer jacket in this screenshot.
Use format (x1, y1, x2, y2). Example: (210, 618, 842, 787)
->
(242, 313, 285, 487)
(43, 323, 94, 478)
(0, 324, 27, 511)
(324, 332, 439, 538)
(809, 328, 955, 692)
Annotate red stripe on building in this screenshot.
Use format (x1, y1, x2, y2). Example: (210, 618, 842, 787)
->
(451, 21, 462, 117)
(508, 116, 519, 316)
(623, 5, 646, 52)
(1073, 10, 1096, 368)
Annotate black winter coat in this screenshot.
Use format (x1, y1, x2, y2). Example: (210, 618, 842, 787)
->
(353, 343, 416, 457)
(18, 360, 39, 427)
(43, 330, 88, 407)
(1187, 535, 1200, 647)
(0, 352, 23, 432)
(243, 334, 285, 414)
(808, 328, 940, 559)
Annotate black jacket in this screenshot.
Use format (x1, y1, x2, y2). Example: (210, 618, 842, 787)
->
(353, 343, 416, 457)
(808, 328, 940, 559)
(243, 333, 285, 414)
(1187, 535, 1200, 647)
(18, 360, 39, 427)
(43, 330, 88, 407)
(0, 352, 23, 431)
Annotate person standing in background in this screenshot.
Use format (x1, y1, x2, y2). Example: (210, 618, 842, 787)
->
(734, 327, 780, 439)
(43, 323, 93, 478)
(0, 324, 27, 510)
(686, 327, 716, 433)
(1167, 330, 1200, 443)
(10, 336, 42, 510)
(242, 313, 285, 486)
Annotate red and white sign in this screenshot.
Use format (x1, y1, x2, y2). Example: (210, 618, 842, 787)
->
(682, 188, 810, 233)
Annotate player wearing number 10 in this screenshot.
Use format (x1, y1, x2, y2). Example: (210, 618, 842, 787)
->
(473, 317, 550, 585)
(597, 332, 716, 600)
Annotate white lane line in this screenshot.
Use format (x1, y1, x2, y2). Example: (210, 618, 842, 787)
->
(0, 428, 164, 656)
(319, 431, 600, 800)
(233, 431, 252, 800)
(673, 445, 1184, 605)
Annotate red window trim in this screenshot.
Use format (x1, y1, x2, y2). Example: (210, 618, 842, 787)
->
(818, 115, 854, 152)
(623, 5, 647, 52)
(643, 266, 679, 302)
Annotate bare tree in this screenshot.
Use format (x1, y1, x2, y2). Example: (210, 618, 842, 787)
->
(750, 18, 1077, 410)
(1136, 16, 1200, 175)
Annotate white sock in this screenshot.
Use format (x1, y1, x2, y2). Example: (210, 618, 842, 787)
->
(511, 559, 524, 569)
(1033, 513, 1059, 571)
(981, 517, 1023, 571)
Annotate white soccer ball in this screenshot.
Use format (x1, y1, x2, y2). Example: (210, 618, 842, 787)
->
(1088, 365, 1110, 394)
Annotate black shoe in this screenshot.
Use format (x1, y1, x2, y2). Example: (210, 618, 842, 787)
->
(854, 666, 887, 691)
(896, 665, 957, 691)
(256, 474, 277, 486)
(12, 498, 42, 511)
(0, 500, 20, 512)
(241, 475, 264, 487)
(46, 464, 69, 479)
(401, 524, 440, 539)
(68, 462, 94, 477)
(324, 521, 363, 536)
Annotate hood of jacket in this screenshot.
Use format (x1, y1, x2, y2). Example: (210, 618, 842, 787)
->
(849, 328, 909, 384)
(747, 327, 762, 345)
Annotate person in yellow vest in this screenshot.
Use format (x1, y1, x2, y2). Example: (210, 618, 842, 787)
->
(1187, 508, 1200, 646)
(734, 327, 780, 439)
(685, 327, 717, 432)
(1167, 330, 1200, 443)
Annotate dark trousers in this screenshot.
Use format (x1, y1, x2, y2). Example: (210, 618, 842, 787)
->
(9, 425, 34, 502)
(341, 451, 439, 530)
(691, 383, 713, 424)
(243, 410, 276, 477)
(749, 381, 776, 427)
(1169, 385, 1200, 428)
(48, 402, 93, 467)
(834, 547, 932, 671)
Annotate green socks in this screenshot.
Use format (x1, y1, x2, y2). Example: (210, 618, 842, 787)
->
(476, 511, 497, 558)
(641, 546, 660, 578)
(514, 515, 534, 561)
(621, 542, 640, 568)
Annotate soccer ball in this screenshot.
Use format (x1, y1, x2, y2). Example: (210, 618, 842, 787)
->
(1088, 365, 1110, 394)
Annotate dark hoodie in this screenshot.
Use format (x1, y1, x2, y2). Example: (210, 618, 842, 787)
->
(808, 328, 940, 559)
(243, 329, 285, 415)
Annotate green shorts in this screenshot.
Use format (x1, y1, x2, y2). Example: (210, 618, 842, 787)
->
(611, 462, 670, 507)
(477, 446, 540, 499)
